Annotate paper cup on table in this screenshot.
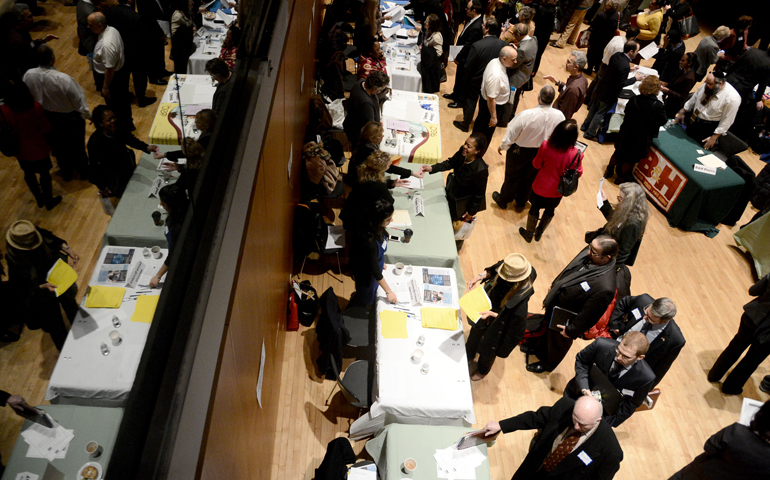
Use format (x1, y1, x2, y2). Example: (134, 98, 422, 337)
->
(405, 265, 413, 275)
(393, 262, 404, 275)
(109, 330, 122, 346)
(151, 246, 163, 259)
(402, 458, 417, 474)
(86, 441, 103, 458)
(142, 247, 151, 258)
(411, 349, 423, 364)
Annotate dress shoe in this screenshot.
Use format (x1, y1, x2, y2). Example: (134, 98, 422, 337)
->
(442, 93, 455, 99)
(492, 191, 508, 209)
(526, 362, 551, 374)
(760, 375, 770, 393)
(549, 42, 563, 49)
(453, 120, 469, 132)
(149, 78, 169, 85)
(583, 133, 598, 141)
(45, 196, 62, 211)
(138, 96, 158, 108)
(448, 102, 462, 109)
(707, 370, 722, 383)
(520, 344, 534, 354)
(720, 386, 742, 395)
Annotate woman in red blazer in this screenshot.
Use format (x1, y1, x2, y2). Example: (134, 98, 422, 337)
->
(520, 119, 583, 242)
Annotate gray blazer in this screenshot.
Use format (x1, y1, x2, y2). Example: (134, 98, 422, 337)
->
(509, 36, 538, 89)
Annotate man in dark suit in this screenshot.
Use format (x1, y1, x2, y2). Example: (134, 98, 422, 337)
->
(453, 18, 508, 132)
(608, 294, 684, 387)
(566, 333, 656, 427)
(725, 46, 770, 140)
(480, 396, 623, 480)
(581, 41, 639, 140)
(708, 274, 770, 395)
(528, 235, 618, 373)
(506, 22, 539, 119)
(445, 0, 484, 103)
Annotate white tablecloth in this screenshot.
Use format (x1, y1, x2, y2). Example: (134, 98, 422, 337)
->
(383, 38, 422, 92)
(379, 89, 442, 164)
(188, 26, 226, 75)
(350, 265, 475, 438)
(46, 246, 168, 405)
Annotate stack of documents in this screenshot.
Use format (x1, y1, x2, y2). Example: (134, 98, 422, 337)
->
(697, 153, 727, 170)
(434, 444, 486, 479)
(21, 423, 74, 461)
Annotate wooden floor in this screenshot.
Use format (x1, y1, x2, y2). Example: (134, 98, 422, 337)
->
(0, 3, 768, 480)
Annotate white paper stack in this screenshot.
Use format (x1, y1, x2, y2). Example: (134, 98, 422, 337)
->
(21, 423, 74, 461)
(434, 445, 486, 480)
(697, 154, 727, 170)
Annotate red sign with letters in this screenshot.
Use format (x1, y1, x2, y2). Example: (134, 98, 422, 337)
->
(633, 147, 688, 213)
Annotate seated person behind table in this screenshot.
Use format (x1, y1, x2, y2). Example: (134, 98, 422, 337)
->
(420, 133, 489, 221)
(154, 109, 217, 164)
(348, 199, 398, 307)
(150, 184, 189, 288)
(662, 52, 698, 119)
(343, 70, 390, 147)
(674, 72, 741, 150)
(357, 37, 387, 80)
(219, 25, 240, 70)
(608, 295, 684, 387)
(465, 253, 537, 380)
(205, 58, 234, 119)
(87, 105, 160, 199)
(346, 121, 421, 187)
(565, 333, 655, 427)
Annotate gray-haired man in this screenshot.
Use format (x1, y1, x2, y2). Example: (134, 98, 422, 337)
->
(544, 51, 588, 120)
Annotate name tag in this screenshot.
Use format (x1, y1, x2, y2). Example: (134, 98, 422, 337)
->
(577, 451, 592, 465)
(632, 308, 641, 320)
(621, 388, 635, 396)
(580, 281, 591, 292)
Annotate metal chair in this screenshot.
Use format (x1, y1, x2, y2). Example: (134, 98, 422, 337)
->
(327, 359, 371, 409)
(341, 306, 370, 347)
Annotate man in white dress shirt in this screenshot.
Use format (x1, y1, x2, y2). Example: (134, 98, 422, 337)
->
(23, 45, 91, 181)
(675, 72, 741, 150)
(88, 12, 134, 131)
(492, 85, 565, 209)
(472, 45, 517, 143)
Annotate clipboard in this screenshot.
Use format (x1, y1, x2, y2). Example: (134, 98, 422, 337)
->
(457, 430, 499, 450)
(17, 404, 55, 428)
(549, 306, 577, 331)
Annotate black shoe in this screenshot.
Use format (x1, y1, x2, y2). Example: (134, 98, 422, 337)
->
(448, 102, 462, 109)
(721, 386, 742, 395)
(440, 70, 447, 83)
(138, 96, 158, 107)
(453, 120, 469, 132)
(603, 165, 615, 179)
(519, 227, 534, 243)
(707, 370, 722, 383)
(520, 344, 534, 354)
(45, 196, 62, 210)
(583, 133, 598, 141)
(443, 93, 455, 99)
(526, 362, 551, 374)
(492, 191, 507, 209)
(149, 78, 169, 85)
(760, 376, 770, 393)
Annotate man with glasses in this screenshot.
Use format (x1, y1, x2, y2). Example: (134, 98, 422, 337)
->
(479, 396, 623, 479)
(527, 235, 618, 373)
(342, 70, 390, 146)
(565, 332, 656, 427)
(608, 295, 684, 387)
(543, 51, 589, 120)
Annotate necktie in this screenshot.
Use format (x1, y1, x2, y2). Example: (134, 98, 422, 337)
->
(640, 322, 652, 336)
(609, 361, 621, 381)
(543, 432, 581, 472)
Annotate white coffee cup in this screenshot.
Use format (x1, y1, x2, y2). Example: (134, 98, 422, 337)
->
(394, 262, 405, 275)
(151, 246, 162, 259)
(85, 441, 103, 458)
(109, 330, 122, 346)
(142, 247, 151, 258)
(411, 349, 423, 364)
(402, 458, 417, 474)
(405, 265, 413, 276)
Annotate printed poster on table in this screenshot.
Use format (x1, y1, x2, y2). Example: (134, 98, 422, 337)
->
(148, 103, 187, 145)
(380, 91, 442, 164)
(422, 268, 451, 286)
(633, 147, 688, 213)
(423, 285, 453, 305)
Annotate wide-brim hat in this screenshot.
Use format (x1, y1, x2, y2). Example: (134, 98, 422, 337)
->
(6, 220, 43, 251)
(497, 253, 532, 282)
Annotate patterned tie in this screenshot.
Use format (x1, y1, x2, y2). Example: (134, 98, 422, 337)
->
(542, 431, 580, 472)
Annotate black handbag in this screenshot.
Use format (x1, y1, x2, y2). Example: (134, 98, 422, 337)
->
(678, 10, 700, 38)
(0, 107, 20, 157)
(297, 280, 319, 327)
(557, 150, 582, 197)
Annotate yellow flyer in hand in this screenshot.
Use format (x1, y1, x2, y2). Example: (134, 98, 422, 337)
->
(131, 295, 160, 323)
(84, 286, 126, 309)
(380, 310, 408, 339)
(459, 287, 492, 324)
(46, 259, 78, 297)
(421, 307, 458, 330)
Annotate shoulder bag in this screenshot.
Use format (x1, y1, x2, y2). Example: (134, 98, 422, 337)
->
(678, 9, 700, 39)
(557, 150, 582, 197)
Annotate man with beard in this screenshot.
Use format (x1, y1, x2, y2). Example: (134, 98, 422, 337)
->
(675, 72, 741, 150)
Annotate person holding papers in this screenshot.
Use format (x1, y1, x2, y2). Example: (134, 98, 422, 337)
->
(564, 333, 655, 427)
(150, 185, 189, 288)
(465, 253, 536, 380)
(420, 133, 489, 221)
(480, 396, 623, 480)
(5, 220, 80, 350)
(591, 183, 649, 269)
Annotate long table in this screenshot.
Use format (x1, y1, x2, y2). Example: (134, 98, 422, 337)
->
(382, 37, 422, 92)
(385, 164, 464, 287)
(633, 125, 746, 237)
(380, 89, 442, 165)
(148, 74, 216, 145)
(366, 424, 492, 480)
(46, 245, 167, 406)
(350, 265, 475, 439)
(0, 405, 123, 480)
(103, 146, 179, 248)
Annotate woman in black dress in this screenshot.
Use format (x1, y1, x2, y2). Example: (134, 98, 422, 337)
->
(464, 253, 536, 380)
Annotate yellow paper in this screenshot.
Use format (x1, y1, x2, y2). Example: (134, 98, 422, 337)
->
(421, 307, 458, 330)
(84, 286, 126, 309)
(46, 259, 78, 297)
(380, 310, 408, 339)
(131, 295, 160, 323)
(459, 287, 492, 324)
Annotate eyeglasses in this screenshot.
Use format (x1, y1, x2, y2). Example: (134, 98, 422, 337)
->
(615, 347, 635, 362)
(588, 246, 603, 257)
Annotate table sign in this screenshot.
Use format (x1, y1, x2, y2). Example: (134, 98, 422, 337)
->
(634, 148, 689, 212)
(693, 164, 717, 175)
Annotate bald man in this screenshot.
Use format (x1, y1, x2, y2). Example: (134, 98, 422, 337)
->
(481, 396, 623, 480)
(472, 46, 517, 143)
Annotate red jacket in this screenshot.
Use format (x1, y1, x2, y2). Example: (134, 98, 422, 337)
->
(1, 102, 51, 162)
(531, 140, 583, 198)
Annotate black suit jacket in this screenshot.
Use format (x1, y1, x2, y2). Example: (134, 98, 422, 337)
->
(608, 294, 686, 386)
(743, 274, 770, 344)
(455, 16, 484, 65)
(461, 36, 509, 87)
(726, 48, 770, 104)
(499, 397, 623, 480)
(567, 338, 656, 427)
(598, 52, 635, 105)
(104, 4, 147, 55)
(430, 148, 489, 216)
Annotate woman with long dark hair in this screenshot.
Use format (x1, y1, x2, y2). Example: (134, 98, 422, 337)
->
(354, 0, 383, 54)
(594, 182, 649, 268)
(348, 199, 398, 306)
(219, 25, 241, 70)
(520, 119, 584, 242)
(0, 82, 60, 209)
(149, 184, 189, 288)
(662, 52, 698, 118)
(465, 253, 537, 380)
(419, 13, 444, 93)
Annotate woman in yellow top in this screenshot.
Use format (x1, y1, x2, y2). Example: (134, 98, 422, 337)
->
(636, 0, 665, 43)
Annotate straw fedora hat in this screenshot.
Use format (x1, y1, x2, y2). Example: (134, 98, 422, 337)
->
(497, 253, 532, 282)
(6, 220, 43, 251)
